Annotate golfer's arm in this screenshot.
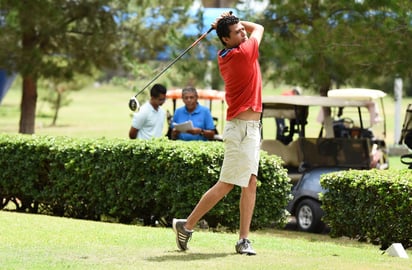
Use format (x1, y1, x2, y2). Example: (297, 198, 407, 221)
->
(241, 21, 264, 45)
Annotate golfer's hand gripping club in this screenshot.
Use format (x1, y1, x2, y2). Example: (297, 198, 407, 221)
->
(128, 11, 232, 111)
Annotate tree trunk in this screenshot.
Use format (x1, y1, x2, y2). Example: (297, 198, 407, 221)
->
(51, 91, 61, 126)
(319, 81, 332, 121)
(319, 82, 331, 97)
(19, 75, 37, 134)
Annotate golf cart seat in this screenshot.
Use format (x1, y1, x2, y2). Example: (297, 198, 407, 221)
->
(260, 139, 302, 183)
(298, 137, 372, 169)
(261, 139, 301, 167)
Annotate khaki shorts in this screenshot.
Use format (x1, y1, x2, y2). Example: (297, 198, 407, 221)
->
(219, 119, 261, 187)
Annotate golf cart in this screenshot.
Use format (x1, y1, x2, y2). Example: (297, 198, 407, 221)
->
(261, 88, 388, 233)
(165, 88, 225, 141)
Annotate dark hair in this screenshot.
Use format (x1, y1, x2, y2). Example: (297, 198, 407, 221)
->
(216, 15, 240, 46)
(150, 84, 167, 97)
(181, 86, 197, 97)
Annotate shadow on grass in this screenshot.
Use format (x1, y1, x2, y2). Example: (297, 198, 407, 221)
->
(147, 252, 234, 262)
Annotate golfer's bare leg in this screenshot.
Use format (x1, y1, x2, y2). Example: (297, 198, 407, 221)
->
(239, 175, 257, 239)
(185, 181, 234, 230)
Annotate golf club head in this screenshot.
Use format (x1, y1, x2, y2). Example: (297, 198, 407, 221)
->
(129, 96, 140, 111)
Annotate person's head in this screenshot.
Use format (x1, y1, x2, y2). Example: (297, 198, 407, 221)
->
(149, 84, 167, 108)
(293, 87, 302, 95)
(216, 15, 245, 48)
(181, 86, 198, 113)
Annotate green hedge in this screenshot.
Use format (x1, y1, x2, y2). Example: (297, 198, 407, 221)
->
(320, 169, 412, 249)
(0, 134, 291, 230)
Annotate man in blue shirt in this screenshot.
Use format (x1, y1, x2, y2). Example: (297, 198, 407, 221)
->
(170, 87, 215, 141)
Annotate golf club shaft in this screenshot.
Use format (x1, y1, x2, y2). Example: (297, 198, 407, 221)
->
(133, 27, 214, 98)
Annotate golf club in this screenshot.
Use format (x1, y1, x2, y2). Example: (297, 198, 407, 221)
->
(128, 27, 213, 111)
(128, 11, 232, 111)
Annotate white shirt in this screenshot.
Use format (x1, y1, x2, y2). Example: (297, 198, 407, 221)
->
(131, 101, 165, 139)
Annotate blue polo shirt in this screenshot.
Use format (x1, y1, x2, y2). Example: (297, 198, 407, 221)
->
(172, 103, 215, 141)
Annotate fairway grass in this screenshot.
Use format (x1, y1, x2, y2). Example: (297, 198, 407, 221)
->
(0, 211, 410, 270)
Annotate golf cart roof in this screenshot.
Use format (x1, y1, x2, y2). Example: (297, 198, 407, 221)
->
(327, 88, 386, 100)
(167, 88, 225, 101)
(262, 96, 370, 119)
(262, 95, 371, 108)
(262, 89, 386, 119)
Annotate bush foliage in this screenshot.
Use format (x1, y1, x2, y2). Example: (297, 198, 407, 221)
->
(0, 134, 291, 231)
(321, 169, 412, 249)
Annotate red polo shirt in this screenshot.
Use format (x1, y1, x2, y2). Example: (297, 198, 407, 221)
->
(218, 37, 262, 120)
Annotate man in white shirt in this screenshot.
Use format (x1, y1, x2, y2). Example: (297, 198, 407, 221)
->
(129, 84, 167, 140)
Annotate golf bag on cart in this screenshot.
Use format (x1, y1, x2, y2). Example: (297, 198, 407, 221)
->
(399, 104, 412, 168)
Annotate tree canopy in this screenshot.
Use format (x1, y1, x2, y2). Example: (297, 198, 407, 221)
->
(260, 0, 412, 95)
(0, 0, 191, 134)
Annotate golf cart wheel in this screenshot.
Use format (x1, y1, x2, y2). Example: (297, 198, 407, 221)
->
(296, 199, 325, 233)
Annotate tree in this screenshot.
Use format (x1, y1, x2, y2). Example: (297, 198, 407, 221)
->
(40, 80, 73, 127)
(260, 0, 412, 95)
(0, 0, 192, 134)
(39, 75, 92, 126)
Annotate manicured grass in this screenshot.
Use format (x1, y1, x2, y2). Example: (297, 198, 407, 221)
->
(0, 83, 141, 138)
(0, 211, 410, 270)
